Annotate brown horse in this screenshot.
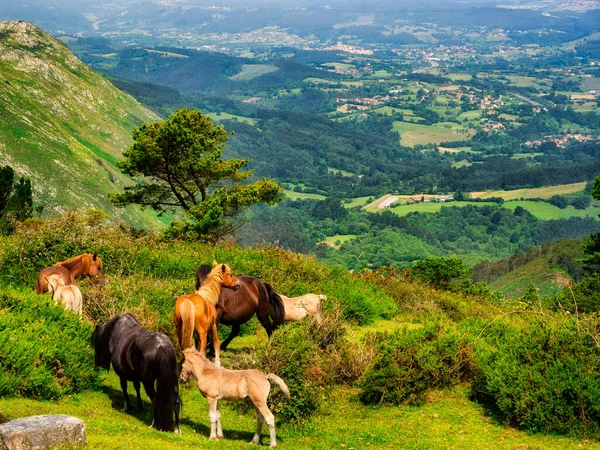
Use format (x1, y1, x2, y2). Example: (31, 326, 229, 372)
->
(195, 265, 285, 351)
(174, 261, 240, 367)
(35, 253, 105, 294)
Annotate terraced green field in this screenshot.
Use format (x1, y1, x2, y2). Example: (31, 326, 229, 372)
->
(393, 121, 475, 147)
(284, 190, 326, 201)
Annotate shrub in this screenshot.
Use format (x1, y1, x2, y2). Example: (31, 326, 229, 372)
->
(472, 316, 600, 438)
(0, 287, 99, 399)
(230, 308, 352, 422)
(359, 320, 474, 406)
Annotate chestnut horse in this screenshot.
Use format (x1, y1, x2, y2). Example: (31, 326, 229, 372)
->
(195, 265, 285, 351)
(174, 261, 240, 367)
(35, 253, 105, 294)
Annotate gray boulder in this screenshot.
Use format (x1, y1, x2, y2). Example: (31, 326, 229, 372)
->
(0, 415, 86, 450)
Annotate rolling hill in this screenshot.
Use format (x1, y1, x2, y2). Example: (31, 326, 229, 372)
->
(0, 21, 163, 227)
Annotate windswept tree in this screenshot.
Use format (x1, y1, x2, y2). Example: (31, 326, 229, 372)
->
(110, 107, 282, 241)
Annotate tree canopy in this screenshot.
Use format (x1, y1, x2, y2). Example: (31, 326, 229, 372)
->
(110, 107, 282, 240)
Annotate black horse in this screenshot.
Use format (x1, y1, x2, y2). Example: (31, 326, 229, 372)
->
(196, 265, 285, 350)
(91, 313, 181, 433)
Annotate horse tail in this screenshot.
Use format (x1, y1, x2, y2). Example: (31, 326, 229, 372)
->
(180, 299, 195, 350)
(266, 373, 291, 399)
(264, 283, 285, 329)
(153, 340, 179, 432)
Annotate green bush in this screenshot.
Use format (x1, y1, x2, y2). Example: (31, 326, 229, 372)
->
(472, 317, 600, 437)
(359, 320, 473, 406)
(0, 287, 99, 399)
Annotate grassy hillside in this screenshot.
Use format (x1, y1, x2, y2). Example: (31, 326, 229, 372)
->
(1, 216, 600, 448)
(0, 21, 163, 227)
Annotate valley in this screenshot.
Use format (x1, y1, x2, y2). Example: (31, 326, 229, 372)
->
(1, 1, 600, 448)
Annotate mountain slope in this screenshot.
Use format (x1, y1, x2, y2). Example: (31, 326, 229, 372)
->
(0, 21, 163, 227)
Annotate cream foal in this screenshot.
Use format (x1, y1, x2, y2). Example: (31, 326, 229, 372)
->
(180, 348, 290, 448)
(45, 274, 83, 316)
(280, 293, 326, 324)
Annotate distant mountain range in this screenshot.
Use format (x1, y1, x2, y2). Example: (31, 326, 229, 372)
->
(0, 21, 164, 227)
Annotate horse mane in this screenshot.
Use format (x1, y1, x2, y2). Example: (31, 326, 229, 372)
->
(153, 340, 180, 432)
(264, 283, 285, 329)
(195, 264, 212, 290)
(196, 266, 224, 305)
(91, 315, 121, 370)
(57, 253, 88, 269)
(184, 347, 218, 369)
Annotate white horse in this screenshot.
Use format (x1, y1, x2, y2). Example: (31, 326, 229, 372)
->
(45, 274, 83, 316)
(180, 348, 290, 448)
(280, 293, 326, 324)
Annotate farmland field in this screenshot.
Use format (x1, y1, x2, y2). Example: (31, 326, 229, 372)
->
(284, 190, 326, 200)
(503, 201, 600, 220)
(393, 121, 475, 147)
(230, 64, 278, 81)
(470, 182, 587, 200)
(206, 112, 257, 125)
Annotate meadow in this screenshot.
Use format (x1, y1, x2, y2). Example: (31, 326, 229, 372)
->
(1, 215, 600, 450)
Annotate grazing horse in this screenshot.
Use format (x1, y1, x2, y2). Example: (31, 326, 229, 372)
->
(180, 347, 290, 448)
(35, 253, 105, 294)
(279, 293, 327, 324)
(91, 313, 181, 433)
(195, 265, 285, 350)
(46, 274, 83, 316)
(174, 261, 240, 367)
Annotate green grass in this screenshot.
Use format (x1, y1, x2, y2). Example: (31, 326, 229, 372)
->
(511, 152, 543, 159)
(283, 190, 326, 201)
(472, 183, 587, 201)
(345, 196, 372, 208)
(393, 121, 475, 147)
(503, 201, 600, 220)
(388, 201, 494, 216)
(452, 159, 472, 168)
(328, 167, 354, 177)
(0, 374, 587, 449)
(206, 112, 256, 126)
(230, 64, 278, 81)
(323, 234, 357, 248)
(458, 110, 482, 120)
(490, 256, 570, 299)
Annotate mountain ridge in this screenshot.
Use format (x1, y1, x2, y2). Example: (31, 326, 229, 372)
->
(0, 20, 163, 227)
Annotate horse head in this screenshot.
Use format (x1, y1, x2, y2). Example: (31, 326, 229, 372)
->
(91, 319, 116, 370)
(212, 260, 241, 291)
(84, 253, 106, 286)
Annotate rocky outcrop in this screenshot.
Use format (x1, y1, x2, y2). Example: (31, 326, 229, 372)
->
(0, 415, 85, 450)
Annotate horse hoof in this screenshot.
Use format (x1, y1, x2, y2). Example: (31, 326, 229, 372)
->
(174, 427, 181, 435)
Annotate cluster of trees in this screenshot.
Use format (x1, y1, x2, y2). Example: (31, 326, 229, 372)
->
(236, 197, 600, 271)
(0, 166, 33, 234)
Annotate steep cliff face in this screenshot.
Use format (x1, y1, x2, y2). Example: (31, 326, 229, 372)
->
(0, 20, 163, 227)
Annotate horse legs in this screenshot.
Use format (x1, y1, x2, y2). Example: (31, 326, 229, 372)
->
(133, 380, 144, 411)
(220, 324, 241, 351)
(250, 409, 264, 445)
(210, 322, 221, 367)
(119, 377, 130, 412)
(142, 380, 156, 406)
(216, 402, 223, 438)
(256, 403, 277, 448)
(256, 307, 274, 338)
(197, 328, 208, 358)
(206, 397, 220, 440)
(142, 380, 156, 428)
